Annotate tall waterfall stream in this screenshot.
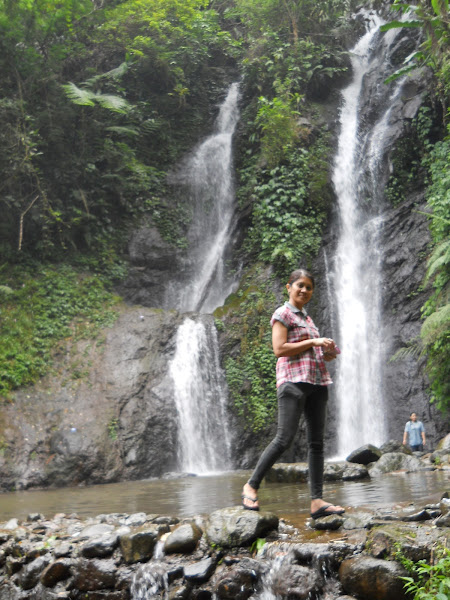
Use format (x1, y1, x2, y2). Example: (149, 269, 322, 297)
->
(329, 10, 421, 456)
(167, 84, 240, 474)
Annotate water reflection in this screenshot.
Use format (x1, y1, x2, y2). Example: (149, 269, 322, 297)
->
(0, 470, 447, 522)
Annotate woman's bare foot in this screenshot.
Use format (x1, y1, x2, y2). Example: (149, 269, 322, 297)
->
(241, 482, 259, 511)
(310, 499, 345, 518)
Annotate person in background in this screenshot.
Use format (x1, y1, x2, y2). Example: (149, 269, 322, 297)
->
(403, 412, 426, 452)
(241, 268, 345, 519)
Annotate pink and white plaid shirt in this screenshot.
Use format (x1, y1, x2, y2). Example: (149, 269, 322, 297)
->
(270, 302, 332, 388)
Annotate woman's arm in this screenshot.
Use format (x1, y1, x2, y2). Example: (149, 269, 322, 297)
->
(272, 320, 336, 358)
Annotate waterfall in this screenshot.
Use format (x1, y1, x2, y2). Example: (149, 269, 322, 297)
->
(166, 82, 241, 313)
(167, 84, 240, 474)
(169, 317, 232, 474)
(330, 10, 420, 456)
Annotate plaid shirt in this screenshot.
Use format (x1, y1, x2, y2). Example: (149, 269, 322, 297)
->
(270, 302, 332, 388)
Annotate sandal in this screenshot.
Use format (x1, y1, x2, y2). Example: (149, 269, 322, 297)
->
(241, 494, 260, 512)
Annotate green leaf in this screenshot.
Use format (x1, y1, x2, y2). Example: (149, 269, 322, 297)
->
(380, 20, 422, 32)
(62, 83, 95, 106)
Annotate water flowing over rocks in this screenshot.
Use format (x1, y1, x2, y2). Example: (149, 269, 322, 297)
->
(0, 487, 449, 600)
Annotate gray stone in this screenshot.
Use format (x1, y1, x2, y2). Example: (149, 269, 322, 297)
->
(183, 557, 216, 583)
(342, 463, 369, 480)
(368, 452, 423, 476)
(120, 524, 167, 563)
(19, 555, 51, 590)
(79, 523, 115, 539)
(164, 522, 202, 554)
(342, 513, 373, 530)
(339, 555, 408, 600)
(205, 507, 279, 549)
(311, 515, 344, 530)
(437, 433, 450, 451)
(71, 558, 116, 591)
(266, 463, 308, 483)
(81, 533, 119, 558)
(40, 559, 72, 587)
(346, 445, 382, 465)
(266, 560, 323, 600)
(380, 440, 412, 455)
(439, 497, 450, 515)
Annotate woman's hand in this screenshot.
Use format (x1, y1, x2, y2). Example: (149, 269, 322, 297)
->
(313, 337, 335, 351)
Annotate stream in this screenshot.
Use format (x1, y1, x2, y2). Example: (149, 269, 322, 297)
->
(0, 469, 447, 529)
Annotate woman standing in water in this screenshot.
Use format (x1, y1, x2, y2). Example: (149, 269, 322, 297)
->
(241, 269, 345, 519)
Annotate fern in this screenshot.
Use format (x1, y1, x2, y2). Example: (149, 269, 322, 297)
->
(62, 82, 95, 106)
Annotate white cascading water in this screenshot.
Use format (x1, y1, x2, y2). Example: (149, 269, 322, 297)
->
(166, 82, 240, 313)
(167, 84, 240, 474)
(169, 317, 232, 473)
(331, 11, 419, 456)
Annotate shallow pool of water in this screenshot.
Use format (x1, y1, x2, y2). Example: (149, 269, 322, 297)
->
(0, 469, 447, 524)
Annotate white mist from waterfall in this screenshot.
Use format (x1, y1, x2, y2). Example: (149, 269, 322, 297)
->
(331, 12, 412, 456)
(167, 84, 240, 474)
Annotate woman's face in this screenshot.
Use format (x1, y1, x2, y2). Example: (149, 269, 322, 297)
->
(287, 276, 314, 309)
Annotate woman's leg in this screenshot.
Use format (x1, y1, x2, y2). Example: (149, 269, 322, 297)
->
(306, 386, 345, 516)
(247, 382, 306, 490)
(304, 385, 328, 500)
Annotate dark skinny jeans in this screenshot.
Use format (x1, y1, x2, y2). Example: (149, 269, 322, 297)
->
(248, 382, 328, 500)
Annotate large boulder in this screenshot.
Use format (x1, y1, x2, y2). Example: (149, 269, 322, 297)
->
(346, 445, 382, 465)
(368, 452, 423, 476)
(205, 507, 278, 549)
(339, 555, 408, 600)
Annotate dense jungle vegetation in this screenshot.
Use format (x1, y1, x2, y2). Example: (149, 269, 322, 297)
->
(0, 0, 448, 419)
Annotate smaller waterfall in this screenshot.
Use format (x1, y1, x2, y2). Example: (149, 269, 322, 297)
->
(169, 317, 232, 474)
(167, 82, 240, 313)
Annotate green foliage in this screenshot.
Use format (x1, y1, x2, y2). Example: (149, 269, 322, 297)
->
(256, 94, 301, 166)
(420, 136, 450, 412)
(396, 546, 450, 600)
(218, 273, 278, 432)
(241, 131, 332, 275)
(0, 264, 119, 398)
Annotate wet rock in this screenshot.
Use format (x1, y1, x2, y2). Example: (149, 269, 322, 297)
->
(27, 513, 44, 522)
(40, 559, 72, 587)
(213, 560, 259, 600)
(19, 555, 51, 589)
(435, 512, 450, 527)
(54, 542, 72, 558)
(366, 523, 436, 562)
(346, 444, 382, 465)
(439, 497, 450, 515)
(266, 462, 309, 483)
(368, 452, 423, 476)
(323, 461, 346, 480)
(342, 463, 369, 480)
(120, 524, 168, 563)
(164, 522, 203, 554)
(401, 509, 431, 522)
(71, 558, 116, 591)
(267, 559, 324, 600)
(342, 513, 373, 530)
(183, 557, 216, 583)
(339, 555, 408, 600)
(205, 507, 279, 549)
(311, 515, 344, 530)
(380, 440, 412, 455)
(437, 433, 450, 451)
(79, 523, 115, 539)
(81, 533, 119, 558)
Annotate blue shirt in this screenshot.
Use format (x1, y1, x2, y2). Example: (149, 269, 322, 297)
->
(405, 420, 424, 446)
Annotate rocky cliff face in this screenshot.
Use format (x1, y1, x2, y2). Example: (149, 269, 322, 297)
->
(0, 307, 186, 491)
